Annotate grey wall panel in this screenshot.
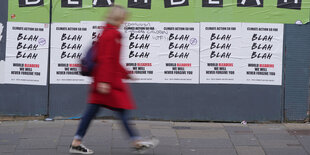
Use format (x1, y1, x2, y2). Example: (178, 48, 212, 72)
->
(284, 23, 310, 121)
(130, 84, 282, 121)
(0, 0, 8, 60)
(0, 85, 48, 116)
(49, 85, 114, 118)
(49, 85, 89, 117)
(49, 84, 282, 122)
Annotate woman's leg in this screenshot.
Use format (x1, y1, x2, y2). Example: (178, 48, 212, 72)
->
(70, 104, 100, 154)
(73, 103, 101, 142)
(115, 109, 140, 140)
(113, 108, 159, 152)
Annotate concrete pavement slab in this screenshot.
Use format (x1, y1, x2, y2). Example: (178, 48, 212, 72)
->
(134, 123, 151, 130)
(0, 133, 21, 145)
(26, 120, 64, 128)
(82, 136, 112, 146)
(264, 147, 309, 155)
(296, 135, 310, 154)
(64, 120, 80, 125)
(21, 127, 62, 139)
(249, 124, 288, 134)
(153, 146, 181, 155)
(224, 126, 253, 135)
(176, 129, 229, 139)
(56, 145, 73, 154)
(0, 121, 26, 127)
(111, 138, 131, 148)
(259, 139, 302, 148)
(134, 120, 173, 126)
(151, 128, 177, 138)
(235, 146, 265, 155)
(112, 148, 154, 155)
(135, 129, 152, 137)
(229, 135, 260, 146)
(150, 125, 172, 129)
(61, 126, 77, 136)
(57, 136, 74, 146)
(155, 137, 179, 146)
(17, 137, 59, 149)
(222, 123, 247, 127)
(174, 122, 224, 128)
(0, 145, 16, 153)
(84, 126, 113, 137)
(15, 149, 58, 155)
(284, 123, 310, 130)
(112, 129, 129, 139)
(112, 122, 124, 130)
(0, 125, 24, 134)
(255, 133, 297, 140)
(180, 148, 237, 155)
(179, 138, 234, 148)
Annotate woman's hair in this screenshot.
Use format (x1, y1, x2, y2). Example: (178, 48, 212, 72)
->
(106, 5, 128, 26)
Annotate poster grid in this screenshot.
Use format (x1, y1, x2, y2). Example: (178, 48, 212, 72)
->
(3, 21, 284, 86)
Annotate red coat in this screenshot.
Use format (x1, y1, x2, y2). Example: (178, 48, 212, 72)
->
(88, 24, 136, 110)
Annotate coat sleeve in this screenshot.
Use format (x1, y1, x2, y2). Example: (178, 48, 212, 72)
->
(96, 32, 117, 83)
(119, 63, 129, 79)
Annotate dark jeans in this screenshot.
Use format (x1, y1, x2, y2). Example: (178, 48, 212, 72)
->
(74, 103, 138, 141)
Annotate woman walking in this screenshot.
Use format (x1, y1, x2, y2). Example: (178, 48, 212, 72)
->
(69, 5, 158, 154)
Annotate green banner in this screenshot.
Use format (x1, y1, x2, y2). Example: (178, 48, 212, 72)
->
(8, 0, 50, 23)
(51, 0, 310, 24)
(7, 0, 310, 24)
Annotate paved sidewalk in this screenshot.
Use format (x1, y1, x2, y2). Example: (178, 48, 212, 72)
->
(0, 120, 310, 155)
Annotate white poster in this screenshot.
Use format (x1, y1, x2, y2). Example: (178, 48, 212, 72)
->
(0, 23, 3, 43)
(0, 23, 4, 84)
(81, 21, 105, 43)
(158, 23, 199, 84)
(200, 23, 242, 84)
(120, 22, 160, 83)
(4, 22, 49, 85)
(240, 23, 283, 85)
(50, 23, 92, 84)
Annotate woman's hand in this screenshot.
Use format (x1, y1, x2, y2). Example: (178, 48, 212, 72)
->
(97, 82, 111, 94)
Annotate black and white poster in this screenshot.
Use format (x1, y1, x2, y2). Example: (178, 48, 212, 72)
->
(159, 23, 199, 84)
(200, 23, 242, 84)
(5, 22, 49, 85)
(240, 23, 283, 85)
(120, 22, 160, 83)
(200, 22, 283, 85)
(50, 23, 92, 84)
(82, 21, 105, 44)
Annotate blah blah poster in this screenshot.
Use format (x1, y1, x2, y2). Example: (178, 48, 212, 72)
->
(50, 23, 92, 84)
(240, 23, 284, 85)
(200, 22, 283, 85)
(200, 23, 242, 84)
(158, 23, 199, 84)
(81, 21, 106, 44)
(120, 22, 161, 83)
(5, 22, 49, 85)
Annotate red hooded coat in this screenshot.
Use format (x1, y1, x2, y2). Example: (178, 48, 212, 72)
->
(88, 24, 136, 110)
